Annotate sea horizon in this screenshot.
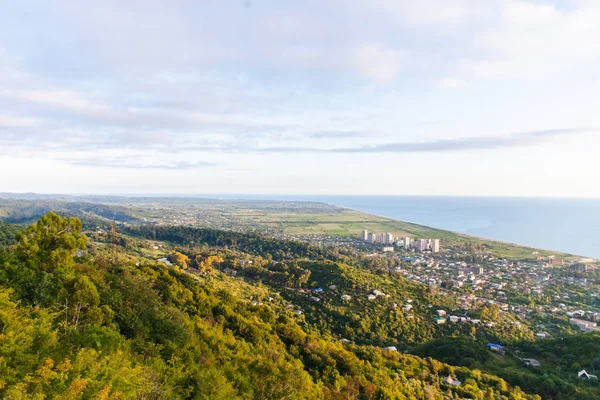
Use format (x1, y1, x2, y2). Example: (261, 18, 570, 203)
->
(3, 192, 600, 258)
(139, 194, 600, 259)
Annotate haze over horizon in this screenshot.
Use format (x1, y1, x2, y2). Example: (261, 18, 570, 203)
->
(2, 1, 600, 196)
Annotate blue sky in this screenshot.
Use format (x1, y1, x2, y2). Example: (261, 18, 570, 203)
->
(1, 0, 599, 196)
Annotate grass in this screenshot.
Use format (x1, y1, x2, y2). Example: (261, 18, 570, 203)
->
(125, 200, 576, 259)
(235, 209, 572, 259)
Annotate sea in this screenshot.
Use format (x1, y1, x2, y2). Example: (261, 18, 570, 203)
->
(198, 195, 600, 258)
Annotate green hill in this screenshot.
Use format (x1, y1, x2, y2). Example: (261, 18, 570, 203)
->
(0, 213, 596, 399)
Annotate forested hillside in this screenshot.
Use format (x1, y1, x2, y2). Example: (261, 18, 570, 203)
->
(0, 213, 547, 399)
(0, 213, 597, 399)
(0, 221, 21, 246)
(0, 198, 141, 226)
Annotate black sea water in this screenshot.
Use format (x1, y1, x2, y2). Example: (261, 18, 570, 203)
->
(205, 195, 600, 258)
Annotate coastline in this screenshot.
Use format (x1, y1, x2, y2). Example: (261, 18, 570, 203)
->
(330, 204, 579, 259)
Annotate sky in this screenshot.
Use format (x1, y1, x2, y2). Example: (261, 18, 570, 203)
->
(1, 0, 600, 197)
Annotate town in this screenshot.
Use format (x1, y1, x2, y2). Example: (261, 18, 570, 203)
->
(361, 229, 440, 252)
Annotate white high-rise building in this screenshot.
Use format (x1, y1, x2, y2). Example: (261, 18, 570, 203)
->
(385, 233, 394, 244)
(416, 239, 429, 252)
(361, 230, 369, 241)
(403, 237, 413, 249)
(376, 233, 385, 244)
(431, 239, 440, 253)
(367, 232, 376, 243)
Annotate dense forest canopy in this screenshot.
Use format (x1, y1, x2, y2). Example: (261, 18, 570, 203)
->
(0, 213, 597, 399)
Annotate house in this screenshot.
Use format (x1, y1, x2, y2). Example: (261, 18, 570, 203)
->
(444, 376, 461, 386)
(310, 296, 320, 302)
(570, 318, 599, 332)
(383, 346, 398, 352)
(329, 285, 337, 290)
(434, 317, 446, 325)
(536, 331, 551, 338)
(157, 258, 173, 266)
(341, 295, 352, 301)
(437, 310, 447, 317)
(314, 287, 323, 293)
(578, 370, 598, 380)
(449, 315, 459, 323)
(294, 310, 303, 315)
(522, 358, 541, 367)
(486, 343, 505, 354)
(367, 294, 377, 301)
(373, 290, 384, 296)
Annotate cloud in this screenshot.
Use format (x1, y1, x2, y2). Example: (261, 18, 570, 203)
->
(351, 43, 405, 81)
(439, 77, 466, 89)
(346, 0, 467, 26)
(64, 157, 220, 170)
(0, 115, 39, 128)
(1, 1, 599, 183)
(464, 0, 600, 79)
(307, 130, 365, 139)
(256, 128, 596, 154)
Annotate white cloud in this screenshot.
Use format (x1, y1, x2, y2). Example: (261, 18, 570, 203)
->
(347, 0, 468, 26)
(466, 0, 600, 79)
(0, 115, 39, 128)
(1, 1, 599, 195)
(439, 77, 466, 89)
(351, 43, 405, 81)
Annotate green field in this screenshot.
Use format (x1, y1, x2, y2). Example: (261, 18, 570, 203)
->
(205, 207, 573, 259)
(0, 195, 576, 260)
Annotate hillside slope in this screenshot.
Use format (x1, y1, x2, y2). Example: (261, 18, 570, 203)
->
(0, 213, 543, 399)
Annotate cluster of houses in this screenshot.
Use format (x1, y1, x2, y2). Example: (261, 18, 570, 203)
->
(387, 249, 600, 335)
(431, 308, 488, 326)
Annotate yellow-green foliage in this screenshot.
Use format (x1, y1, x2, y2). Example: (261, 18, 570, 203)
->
(0, 214, 549, 399)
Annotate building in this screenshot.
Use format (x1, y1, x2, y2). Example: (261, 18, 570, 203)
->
(430, 239, 440, 252)
(361, 230, 369, 241)
(471, 266, 484, 275)
(367, 232, 376, 243)
(578, 370, 598, 380)
(570, 318, 598, 332)
(522, 358, 541, 367)
(550, 257, 564, 266)
(571, 263, 595, 273)
(486, 343, 505, 354)
(416, 239, 429, 252)
(385, 233, 394, 244)
(444, 376, 461, 386)
(382, 246, 394, 252)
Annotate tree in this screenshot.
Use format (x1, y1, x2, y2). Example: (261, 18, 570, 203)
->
(8, 213, 87, 303)
(167, 251, 190, 269)
(195, 255, 223, 274)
